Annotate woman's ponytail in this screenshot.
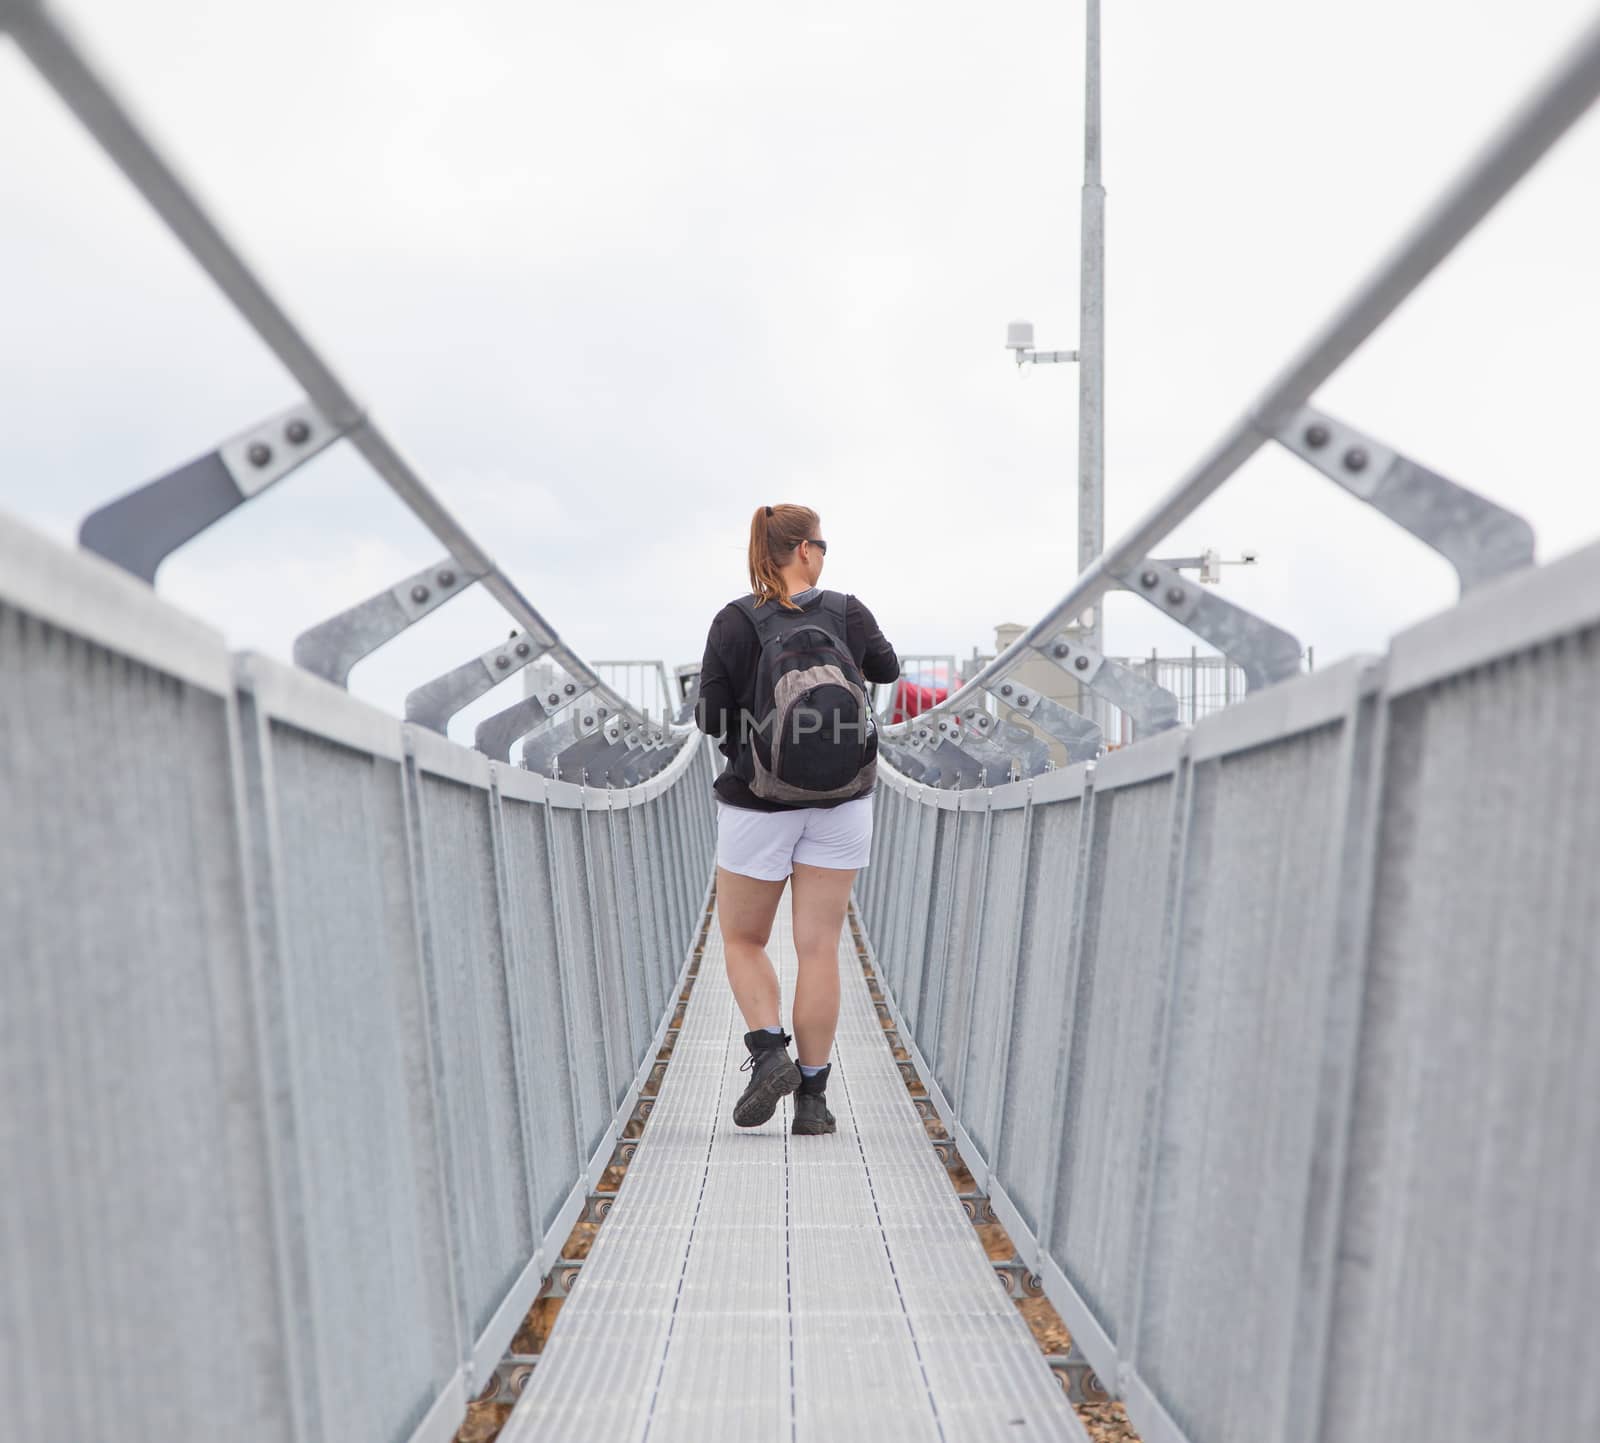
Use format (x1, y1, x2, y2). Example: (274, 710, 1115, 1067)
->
(748, 503, 820, 610)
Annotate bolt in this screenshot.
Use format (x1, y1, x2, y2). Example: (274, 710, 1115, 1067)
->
(284, 418, 312, 445)
(1166, 586, 1186, 606)
(564, 683, 576, 695)
(1000, 684, 1014, 697)
(547, 693, 560, 706)
(1017, 693, 1030, 706)
(598, 706, 608, 716)
(247, 441, 272, 468)
(1303, 423, 1330, 450)
(1140, 570, 1159, 589)
(1053, 642, 1069, 658)
(438, 569, 456, 587)
(411, 584, 430, 604)
(1075, 655, 1090, 671)
(494, 655, 510, 670)
(515, 641, 531, 657)
(583, 715, 595, 727)
(1343, 447, 1368, 473)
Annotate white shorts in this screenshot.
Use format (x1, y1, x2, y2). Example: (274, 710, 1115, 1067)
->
(715, 794, 875, 881)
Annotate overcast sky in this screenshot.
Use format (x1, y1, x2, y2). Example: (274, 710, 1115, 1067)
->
(3, 1, 1598, 740)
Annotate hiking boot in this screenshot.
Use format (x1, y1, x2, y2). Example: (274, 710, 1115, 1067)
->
(791, 1063, 837, 1135)
(732, 1029, 801, 1127)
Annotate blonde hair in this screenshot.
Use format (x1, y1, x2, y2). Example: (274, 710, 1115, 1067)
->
(747, 503, 820, 611)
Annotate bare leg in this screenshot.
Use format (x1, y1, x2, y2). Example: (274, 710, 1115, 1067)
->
(716, 866, 788, 1030)
(789, 861, 856, 1068)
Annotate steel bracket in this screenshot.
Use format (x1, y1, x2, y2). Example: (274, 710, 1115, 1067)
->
(405, 631, 550, 733)
(1045, 1350, 1112, 1408)
(475, 693, 553, 762)
(1272, 405, 1535, 591)
(293, 555, 487, 687)
(1033, 631, 1181, 734)
(473, 1355, 540, 1408)
(951, 703, 1052, 776)
(539, 1258, 584, 1299)
(1113, 557, 1302, 691)
(903, 720, 987, 789)
(880, 740, 929, 780)
(927, 714, 1016, 785)
(79, 399, 346, 583)
(983, 683, 1102, 763)
(520, 706, 601, 777)
(582, 1190, 620, 1225)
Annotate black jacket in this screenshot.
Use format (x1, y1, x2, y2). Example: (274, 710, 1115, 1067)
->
(694, 589, 900, 811)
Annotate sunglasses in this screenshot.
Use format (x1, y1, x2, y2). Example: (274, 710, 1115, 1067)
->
(805, 537, 828, 554)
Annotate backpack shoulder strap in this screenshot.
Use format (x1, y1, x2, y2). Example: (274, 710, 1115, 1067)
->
(819, 590, 848, 628)
(731, 593, 784, 643)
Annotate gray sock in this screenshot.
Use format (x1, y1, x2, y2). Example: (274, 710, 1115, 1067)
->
(761, 1024, 785, 1035)
(799, 1062, 827, 1077)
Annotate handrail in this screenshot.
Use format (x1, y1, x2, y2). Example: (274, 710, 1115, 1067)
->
(885, 8, 1600, 740)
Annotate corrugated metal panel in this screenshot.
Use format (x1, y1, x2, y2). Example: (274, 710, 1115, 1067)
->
(495, 793, 583, 1236)
(1324, 630, 1600, 1443)
(994, 799, 1085, 1235)
(412, 770, 535, 1338)
(958, 804, 1030, 1166)
(1, 601, 292, 1443)
(1048, 774, 1179, 1341)
(1135, 725, 1347, 1443)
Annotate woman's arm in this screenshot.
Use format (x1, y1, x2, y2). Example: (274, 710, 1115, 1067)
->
(694, 617, 735, 737)
(848, 596, 901, 684)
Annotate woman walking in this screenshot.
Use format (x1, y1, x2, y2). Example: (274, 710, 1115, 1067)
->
(694, 503, 900, 1135)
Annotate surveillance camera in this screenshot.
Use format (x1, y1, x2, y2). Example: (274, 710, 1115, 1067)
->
(1006, 319, 1035, 352)
(1240, 549, 1259, 564)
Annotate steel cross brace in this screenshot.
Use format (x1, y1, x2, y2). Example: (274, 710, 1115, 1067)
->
(292, 555, 490, 687)
(79, 399, 347, 583)
(1271, 405, 1536, 591)
(1111, 556, 1303, 691)
(1032, 630, 1181, 734)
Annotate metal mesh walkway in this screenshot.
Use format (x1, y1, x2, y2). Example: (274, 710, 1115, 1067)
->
(501, 895, 1083, 1441)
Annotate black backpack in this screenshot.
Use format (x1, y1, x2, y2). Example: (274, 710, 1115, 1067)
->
(731, 590, 878, 803)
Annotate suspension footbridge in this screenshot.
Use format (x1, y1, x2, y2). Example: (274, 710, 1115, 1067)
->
(4, 5, 1600, 1443)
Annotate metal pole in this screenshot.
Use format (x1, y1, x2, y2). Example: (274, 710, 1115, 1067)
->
(884, 8, 1600, 741)
(1078, 0, 1106, 655)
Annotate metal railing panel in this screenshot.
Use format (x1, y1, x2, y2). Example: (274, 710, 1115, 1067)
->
(493, 792, 584, 1236)
(1132, 719, 1354, 1443)
(1, 548, 293, 1443)
(954, 802, 1030, 1166)
(246, 711, 460, 1443)
(622, 802, 667, 1034)
(992, 796, 1089, 1236)
(928, 805, 988, 1097)
(1322, 604, 1600, 1443)
(544, 806, 613, 1159)
(407, 764, 536, 1341)
(582, 804, 638, 1107)
(908, 799, 959, 1046)
(3, 509, 719, 1443)
(1046, 768, 1185, 1343)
